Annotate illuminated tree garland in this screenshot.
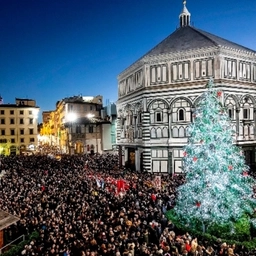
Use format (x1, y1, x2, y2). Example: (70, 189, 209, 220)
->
(174, 78, 256, 232)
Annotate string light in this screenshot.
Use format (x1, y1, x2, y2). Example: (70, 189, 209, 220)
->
(174, 78, 256, 231)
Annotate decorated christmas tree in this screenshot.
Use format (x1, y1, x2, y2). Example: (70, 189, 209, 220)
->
(174, 78, 256, 235)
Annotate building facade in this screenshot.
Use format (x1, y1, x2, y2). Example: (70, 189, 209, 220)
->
(0, 98, 39, 155)
(41, 95, 111, 154)
(116, 2, 256, 173)
(101, 101, 117, 152)
(39, 111, 55, 146)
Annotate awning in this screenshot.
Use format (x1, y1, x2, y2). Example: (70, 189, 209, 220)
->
(0, 210, 20, 231)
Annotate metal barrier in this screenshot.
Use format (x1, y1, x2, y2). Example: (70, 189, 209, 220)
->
(0, 235, 25, 254)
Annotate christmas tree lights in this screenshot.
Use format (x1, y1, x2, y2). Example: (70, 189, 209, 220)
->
(174, 78, 256, 232)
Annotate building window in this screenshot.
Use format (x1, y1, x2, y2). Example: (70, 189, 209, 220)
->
(243, 109, 249, 119)
(29, 118, 33, 124)
(178, 109, 185, 121)
(10, 118, 15, 124)
(0, 110, 4, 115)
(29, 128, 34, 135)
(30, 138, 35, 143)
(20, 119, 24, 124)
(11, 138, 15, 143)
(224, 58, 237, 79)
(0, 119, 5, 124)
(228, 108, 234, 120)
(76, 126, 81, 134)
(156, 112, 162, 122)
(10, 110, 14, 115)
(68, 105, 73, 112)
(1, 129, 5, 136)
(20, 129, 24, 135)
(0, 139, 7, 143)
(10, 129, 15, 135)
(20, 138, 24, 143)
(20, 110, 24, 115)
(29, 110, 32, 115)
(129, 112, 133, 125)
(89, 125, 93, 133)
(90, 105, 94, 111)
(138, 113, 142, 124)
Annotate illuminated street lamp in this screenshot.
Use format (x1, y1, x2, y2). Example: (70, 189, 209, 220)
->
(67, 113, 77, 122)
(87, 113, 95, 118)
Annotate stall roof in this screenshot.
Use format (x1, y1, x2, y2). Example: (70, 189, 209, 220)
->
(0, 210, 20, 231)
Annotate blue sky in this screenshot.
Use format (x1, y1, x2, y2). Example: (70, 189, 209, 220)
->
(0, 0, 256, 121)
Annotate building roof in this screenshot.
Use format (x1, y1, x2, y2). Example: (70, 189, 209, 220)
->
(61, 95, 103, 104)
(142, 0, 256, 58)
(0, 210, 20, 231)
(143, 25, 256, 58)
(0, 104, 39, 108)
(64, 116, 111, 126)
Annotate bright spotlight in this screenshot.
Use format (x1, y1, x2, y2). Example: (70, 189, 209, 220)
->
(87, 113, 95, 118)
(67, 113, 77, 122)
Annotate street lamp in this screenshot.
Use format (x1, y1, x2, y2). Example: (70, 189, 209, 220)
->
(87, 113, 95, 119)
(67, 113, 77, 122)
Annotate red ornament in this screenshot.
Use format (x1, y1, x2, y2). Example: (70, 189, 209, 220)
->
(243, 171, 249, 177)
(228, 165, 233, 170)
(196, 202, 201, 207)
(183, 152, 188, 157)
(217, 91, 222, 97)
(193, 157, 198, 162)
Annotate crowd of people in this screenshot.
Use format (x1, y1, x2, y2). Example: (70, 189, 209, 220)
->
(0, 153, 255, 256)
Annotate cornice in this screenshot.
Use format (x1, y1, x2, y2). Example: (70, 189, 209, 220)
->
(118, 45, 256, 81)
(219, 47, 256, 62)
(118, 46, 220, 79)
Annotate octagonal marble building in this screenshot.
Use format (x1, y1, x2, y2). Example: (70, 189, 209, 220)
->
(116, 1, 256, 173)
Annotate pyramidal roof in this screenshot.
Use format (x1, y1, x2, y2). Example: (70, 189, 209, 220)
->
(142, 1, 256, 59)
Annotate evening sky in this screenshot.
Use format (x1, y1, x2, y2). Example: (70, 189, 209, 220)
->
(0, 0, 255, 121)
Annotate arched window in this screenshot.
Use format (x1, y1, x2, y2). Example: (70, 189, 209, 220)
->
(172, 127, 178, 138)
(162, 127, 168, 138)
(178, 109, 185, 121)
(138, 112, 142, 125)
(179, 127, 185, 137)
(171, 98, 191, 122)
(241, 96, 253, 121)
(148, 100, 168, 124)
(156, 112, 162, 122)
(156, 128, 162, 138)
(228, 107, 234, 120)
(185, 126, 189, 137)
(151, 128, 157, 138)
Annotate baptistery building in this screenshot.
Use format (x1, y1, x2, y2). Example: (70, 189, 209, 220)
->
(116, 1, 256, 173)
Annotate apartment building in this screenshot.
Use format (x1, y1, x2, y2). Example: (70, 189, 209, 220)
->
(0, 98, 39, 155)
(41, 95, 111, 154)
